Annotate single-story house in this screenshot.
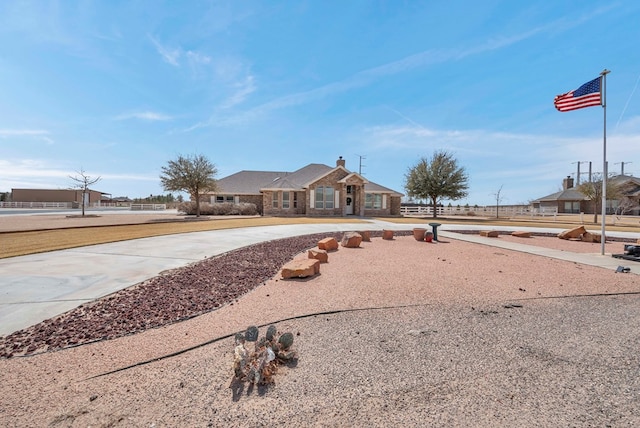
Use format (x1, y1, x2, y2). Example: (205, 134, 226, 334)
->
(532, 175, 640, 215)
(208, 157, 403, 216)
(11, 188, 108, 207)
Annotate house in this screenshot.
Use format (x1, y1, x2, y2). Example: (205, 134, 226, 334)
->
(532, 175, 640, 215)
(208, 157, 403, 216)
(11, 188, 108, 207)
(531, 176, 589, 214)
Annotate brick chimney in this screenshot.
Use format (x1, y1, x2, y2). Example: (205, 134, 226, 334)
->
(562, 176, 574, 190)
(336, 156, 346, 168)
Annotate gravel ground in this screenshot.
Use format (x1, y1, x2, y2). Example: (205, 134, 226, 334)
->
(1, 229, 640, 427)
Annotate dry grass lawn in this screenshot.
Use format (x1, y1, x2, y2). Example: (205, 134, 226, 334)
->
(0, 216, 366, 259)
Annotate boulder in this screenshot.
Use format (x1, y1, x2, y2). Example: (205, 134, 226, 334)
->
(281, 259, 320, 279)
(581, 232, 602, 243)
(382, 230, 394, 240)
(480, 230, 499, 238)
(318, 237, 339, 251)
(341, 232, 362, 248)
(558, 226, 587, 240)
(308, 249, 328, 263)
(511, 231, 532, 238)
(358, 231, 371, 242)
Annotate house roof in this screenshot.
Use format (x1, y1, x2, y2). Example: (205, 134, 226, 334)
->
(532, 188, 588, 203)
(214, 163, 403, 196)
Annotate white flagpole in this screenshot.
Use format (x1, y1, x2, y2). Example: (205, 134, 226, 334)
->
(600, 69, 610, 255)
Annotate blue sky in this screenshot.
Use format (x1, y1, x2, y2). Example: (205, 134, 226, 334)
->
(1, 1, 640, 206)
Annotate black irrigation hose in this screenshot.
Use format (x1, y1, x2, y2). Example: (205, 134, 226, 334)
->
(85, 290, 640, 380)
(84, 303, 426, 381)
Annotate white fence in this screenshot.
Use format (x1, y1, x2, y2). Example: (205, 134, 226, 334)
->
(0, 201, 73, 208)
(400, 205, 535, 217)
(130, 204, 167, 211)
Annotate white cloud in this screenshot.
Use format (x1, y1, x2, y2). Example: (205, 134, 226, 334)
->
(114, 111, 173, 121)
(220, 74, 256, 109)
(149, 35, 181, 66)
(0, 129, 49, 136)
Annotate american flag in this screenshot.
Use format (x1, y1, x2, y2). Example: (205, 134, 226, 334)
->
(554, 77, 602, 112)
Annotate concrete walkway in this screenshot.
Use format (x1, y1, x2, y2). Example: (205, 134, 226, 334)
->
(1, 219, 638, 336)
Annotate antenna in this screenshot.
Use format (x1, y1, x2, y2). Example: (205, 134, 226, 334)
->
(355, 154, 366, 175)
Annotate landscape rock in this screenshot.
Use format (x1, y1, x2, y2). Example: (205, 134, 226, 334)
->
(341, 232, 362, 248)
(511, 231, 532, 238)
(308, 249, 328, 263)
(358, 231, 371, 242)
(281, 259, 320, 279)
(558, 226, 587, 240)
(318, 237, 339, 251)
(479, 230, 499, 238)
(581, 231, 602, 243)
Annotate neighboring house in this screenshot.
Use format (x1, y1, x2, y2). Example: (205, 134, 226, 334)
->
(531, 176, 589, 214)
(11, 188, 108, 207)
(609, 175, 640, 215)
(532, 175, 640, 215)
(208, 157, 403, 216)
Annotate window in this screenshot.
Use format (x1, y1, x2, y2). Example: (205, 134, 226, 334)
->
(215, 195, 234, 203)
(293, 192, 298, 208)
(314, 186, 334, 209)
(365, 193, 382, 209)
(282, 191, 290, 209)
(272, 192, 278, 208)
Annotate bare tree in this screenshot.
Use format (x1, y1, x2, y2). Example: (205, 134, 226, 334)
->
(577, 173, 620, 223)
(69, 169, 101, 217)
(160, 153, 218, 217)
(492, 185, 504, 219)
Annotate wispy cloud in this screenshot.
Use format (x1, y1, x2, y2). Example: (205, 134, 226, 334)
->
(114, 111, 174, 121)
(149, 35, 181, 66)
(0, 129, 54, 145)
(190, 7, 614, 130)
(220, 75, 256, 109)
(0, 129, 49, 136)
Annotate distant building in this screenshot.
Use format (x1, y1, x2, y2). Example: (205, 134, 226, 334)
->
(11, 188, 109, 207)
(532, 175, 640, 215)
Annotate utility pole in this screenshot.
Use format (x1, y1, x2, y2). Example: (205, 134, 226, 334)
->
(614, 161, 631, 176)
(356, 154, 366, 175)
(572, 161, 589, 185)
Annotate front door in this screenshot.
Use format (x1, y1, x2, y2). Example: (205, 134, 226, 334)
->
(345, 185, 354, 215)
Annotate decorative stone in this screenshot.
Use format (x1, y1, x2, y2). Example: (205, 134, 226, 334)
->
(412, 228, 427, 241)
(281, 259, 320, 279)
(480, 230, 499, 238)
(581, 231, 602, 243)
(341, 232, 362, 248)
(318, 237, 339, 251)
(308, 248, 329, 263)
(511, 231, 532, 238)
(382, 230, 394, 240)
(558, 226, 587, 240)
(358, 231, 371, 242)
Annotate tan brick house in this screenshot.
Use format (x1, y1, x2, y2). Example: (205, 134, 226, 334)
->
(209, 157, 403, 216)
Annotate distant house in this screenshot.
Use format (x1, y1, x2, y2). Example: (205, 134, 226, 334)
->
(208, 157, 403, 216)
(531, 176, 589, 214)
(11, 188, 108, 207)
(532, 175, 640, 215)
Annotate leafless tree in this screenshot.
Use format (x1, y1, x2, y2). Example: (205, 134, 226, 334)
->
(69, 168, 101, 217)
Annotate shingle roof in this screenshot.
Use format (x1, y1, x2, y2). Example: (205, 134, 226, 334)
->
(214, 163, 403, 196)
(533, 188, 588, 202)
